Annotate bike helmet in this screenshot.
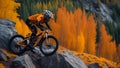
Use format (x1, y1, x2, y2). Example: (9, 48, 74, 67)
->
(43, 10, 53, 20)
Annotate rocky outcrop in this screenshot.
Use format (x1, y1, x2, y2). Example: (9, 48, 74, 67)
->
(0, 19, 17, 50)
(37, 52, 88, 68)
(0, 19, 118, 68)
(0, 49, 118, 68)
(88, 63, 102, 68)
(12, 54, 36, 68)
(11, 52, 88, 68)
(80, 0, 113, 23)
(0, 49, 8, 61)
(61, 52, 88, 68)
(9, 51, 88, 68)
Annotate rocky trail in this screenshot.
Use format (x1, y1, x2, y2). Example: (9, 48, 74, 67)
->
(0, 19, 119, 68)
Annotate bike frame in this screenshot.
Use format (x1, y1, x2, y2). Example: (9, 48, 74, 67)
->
(33, 29, 49, 47)
(17, 29, 49, 48)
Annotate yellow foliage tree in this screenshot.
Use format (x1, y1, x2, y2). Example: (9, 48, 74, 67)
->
(117, 44, 120, 63)
(74, 9, 86, 53)
(51, 7, 97, 54)
(98, 24, 116, 61)
(43, 3, 48, 9)
(85, 14, 97, 55)
(0, 64, 4, 68)
(0, 0, 31, 36)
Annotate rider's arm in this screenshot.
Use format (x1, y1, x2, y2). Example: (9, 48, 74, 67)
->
(45, 22, 52, 31)
(28, 14, 39, 21)
(36, 22, 52, 31)
(36, 14, 44, 23)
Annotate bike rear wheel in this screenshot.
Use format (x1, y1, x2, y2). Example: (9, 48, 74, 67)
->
(39, 36, 58, 56)
(8, 35, 27, 55)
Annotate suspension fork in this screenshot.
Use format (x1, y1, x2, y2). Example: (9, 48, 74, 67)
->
(45, 30, 49, 44)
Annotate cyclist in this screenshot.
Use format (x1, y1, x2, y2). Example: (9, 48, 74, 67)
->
(25, 10, 53, 48)
(26, 10, 53, 37)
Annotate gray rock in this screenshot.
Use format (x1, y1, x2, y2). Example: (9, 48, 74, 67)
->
(88, 63, 102, 68)
(0, 19, 17, 50)
(61, 52, 88, 68)
(12, 54, 36, 68)
(99, 3, 113, 22)
(0, 49, 8, 61)
(39, 52, 88, 68)
(81, 0, 114, 23)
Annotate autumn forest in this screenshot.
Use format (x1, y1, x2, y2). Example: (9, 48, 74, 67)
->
(0, 0, 120, 65)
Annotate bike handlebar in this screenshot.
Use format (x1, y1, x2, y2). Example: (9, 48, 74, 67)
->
(36, 21, 52, 31)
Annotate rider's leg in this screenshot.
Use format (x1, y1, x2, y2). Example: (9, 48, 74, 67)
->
(26, 19, 32, 27)
(29, 25, 37, 47)
(26, 19, 37, 47)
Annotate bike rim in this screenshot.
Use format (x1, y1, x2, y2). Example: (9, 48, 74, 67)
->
(41, 37, 57, 54)
(11, 37, 24, 53)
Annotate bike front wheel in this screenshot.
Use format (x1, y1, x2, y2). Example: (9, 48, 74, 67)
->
(39, 35, 59, 56)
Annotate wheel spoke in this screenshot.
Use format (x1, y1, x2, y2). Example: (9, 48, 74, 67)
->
(9, 35, 26, 54)
(41, 36, 58, 55)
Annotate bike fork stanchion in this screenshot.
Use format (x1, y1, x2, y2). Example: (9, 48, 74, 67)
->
(45, 30, 49, 45)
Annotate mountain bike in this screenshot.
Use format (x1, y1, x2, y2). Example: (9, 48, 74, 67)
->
(8, 27, 58, 56)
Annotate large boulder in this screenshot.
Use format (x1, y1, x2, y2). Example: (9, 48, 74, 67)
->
(0, 19, 17, 50)
(12, 54, 36, 68)
(0, 49, 8, 61)
(88, 63, 102, 68)
(39, 52, 88, 68)
(11, 52, 88, 68)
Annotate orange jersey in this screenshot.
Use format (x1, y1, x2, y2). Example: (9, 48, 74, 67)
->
(28, 14, 44, 24)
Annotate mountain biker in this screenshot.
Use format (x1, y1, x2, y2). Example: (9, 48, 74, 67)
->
(25, 10, 53, 47)
(26, 10, 53, 37)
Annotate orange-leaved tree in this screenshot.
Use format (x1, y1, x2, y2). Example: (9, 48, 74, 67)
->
(74, 9, 85, 53)
(51, 7, 97, 54)
(85, 14, 97, 55)
(55, 7, 77, 50)
(98, 23, 116, 61)
(117, 44, 120, 63)
(0, 0, 31, 36)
